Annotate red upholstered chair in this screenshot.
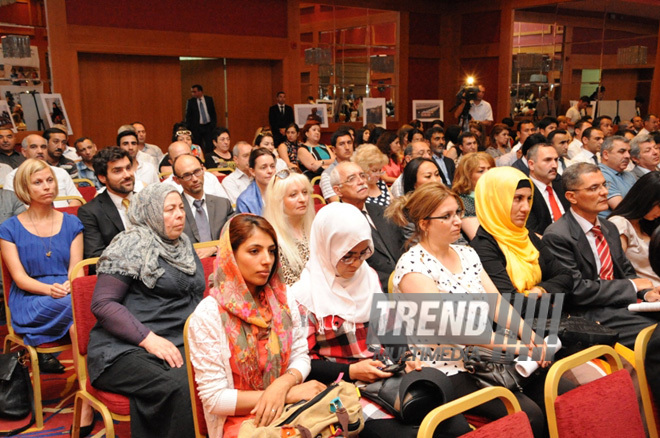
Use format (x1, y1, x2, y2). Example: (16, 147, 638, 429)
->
(417, 386, 533, 438)
(545, 344, 646, 438)
(69, 258, 130, 438)
(55, 205, 81, 216)
(312, 193, 326, 213)
(184, 315, 208, 438)
(1, 252, 73, 430)
(193, 240, 220, 297)
(635, 324, 659, 438)
(72, 179, 97, 203)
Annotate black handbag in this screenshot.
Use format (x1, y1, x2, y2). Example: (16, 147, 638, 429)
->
(463, 346, 530, 392)
(0, 350, 35, 436)
(534, 315, 619, 357)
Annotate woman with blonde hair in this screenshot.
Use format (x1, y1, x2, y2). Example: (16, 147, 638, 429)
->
(263, 170, 315, 285)
(452, 152, 495, 240)
(353, 144, 391, 207)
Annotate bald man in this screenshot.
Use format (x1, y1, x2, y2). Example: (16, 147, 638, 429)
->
(161, 141, 229, 200)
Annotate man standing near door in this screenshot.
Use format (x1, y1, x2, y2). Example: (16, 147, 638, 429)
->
(185, 84, 217, 154)
(268, 91, 294, 147)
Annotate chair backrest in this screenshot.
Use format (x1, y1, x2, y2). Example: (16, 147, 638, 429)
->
(70, 258, 100, 357)
(545, 344, 645, 438)
(55, 205, 81, 216)
(193, 240, 220, 297)
(417, 386, 533, 438)
(77, 185, 97, 203)
(313, 184, 323, 197)
(183, 315, 208, 438)
(635, 324, 659, 438)
(54, 195, 86, 205)
(206, 167, 234, 175)
(310, 176, 321, 186)
(0, 252, 16, 336)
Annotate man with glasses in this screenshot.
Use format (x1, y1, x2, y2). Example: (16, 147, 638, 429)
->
(331, 161, 405, 293)
(390, 141, 433, 198)
(161, 141, 229, 199)
(320, 129, 354, 203)
(173, 154, 233, 258)
(544, 162, 660, 348)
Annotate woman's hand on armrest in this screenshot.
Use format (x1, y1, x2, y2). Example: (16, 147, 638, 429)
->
(139, 331, 183, 368)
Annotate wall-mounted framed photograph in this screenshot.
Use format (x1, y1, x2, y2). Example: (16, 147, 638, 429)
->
(316, 99, 334, 120)
(294, 104, 329, 128)
(0, 100, 17, 132)
(412, 100, 444, 122)
(363, 98, 386, 128)
(40, 93, 73, 135)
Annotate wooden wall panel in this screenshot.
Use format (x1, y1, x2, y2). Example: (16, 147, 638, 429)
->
(225, 60, 277, 145)
(180, 60, 227, 129)
(77, 54, 181, 150)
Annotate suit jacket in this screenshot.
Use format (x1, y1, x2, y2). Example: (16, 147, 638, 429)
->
(543, 209, 658, 347)
(182, 194, 234, 243)
(433, 155, 456, 186)
(269, 104, 294, 145)
(78, 190, 125, 259)
(364, 202, 405, 293)
(526, 178, 570, 236)
(631, 165, 649, 180)
(185, 95, 217, 130)
(511, 157, 530, 176)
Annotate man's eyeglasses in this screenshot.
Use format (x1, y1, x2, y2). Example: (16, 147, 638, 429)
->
(340, 172, 367, 186)
(177, 168, 204, 181)
(569, 181, 609, 193)
(425, 209, 464, 222)
(339, 247, 373, 264)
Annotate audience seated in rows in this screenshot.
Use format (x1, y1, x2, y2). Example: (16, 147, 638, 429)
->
(297, 120, 334, 179)
(319, 129, 354, 203)
(0, 127, 26, 169)
(452, 151, 494, 240)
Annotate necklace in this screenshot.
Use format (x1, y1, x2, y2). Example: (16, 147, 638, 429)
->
(27, 211, 54, 257)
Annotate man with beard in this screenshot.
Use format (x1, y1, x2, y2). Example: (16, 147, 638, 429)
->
(426, 126, 454, 186)
(331, 161, 405, 293)
(78, 147, 135, 258)
(598, 135, 636, 217)
(44, 127, 78, 178)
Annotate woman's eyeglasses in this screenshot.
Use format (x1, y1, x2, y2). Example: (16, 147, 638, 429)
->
(339, 247, 373, 264)
(425, 209, 464, 222)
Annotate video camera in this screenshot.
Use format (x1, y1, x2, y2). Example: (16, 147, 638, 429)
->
(455, 85, 480, 105)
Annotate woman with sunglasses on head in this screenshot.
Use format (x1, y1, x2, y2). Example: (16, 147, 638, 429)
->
(389, 182, 572, 438)
(188, 215, 324, 438)
(263, 170, 315, 285)
(608, 171, 660, 286)
(236, 148, 276, 215)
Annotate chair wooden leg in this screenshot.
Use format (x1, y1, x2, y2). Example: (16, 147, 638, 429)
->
(26, 347, 44, 429)
(99, 407, 116, 438)
(71, 393, 83, 438)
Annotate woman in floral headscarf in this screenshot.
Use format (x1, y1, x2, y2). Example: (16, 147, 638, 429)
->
(187, 214, 324, 438)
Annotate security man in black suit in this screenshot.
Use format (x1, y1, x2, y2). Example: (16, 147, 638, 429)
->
(268, 91, 294, 147)
(185, 84, 217, 153)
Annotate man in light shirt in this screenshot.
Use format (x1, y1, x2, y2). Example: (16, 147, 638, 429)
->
(117, 130, 159, 189)
(132, 121, 164, 161)
(572, 127, 603, 165)
(222, 141, 253, 205)
(161, 141, 229, 200)
(567, 119, 592, 159)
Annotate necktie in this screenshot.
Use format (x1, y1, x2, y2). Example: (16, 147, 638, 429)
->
(121, 198, 130, 212)
(280, 105, 284, 115)
(546, 186, 562, 221)
(193, 199, 212, 242)
(591, 225, 614, 280)
(199, 99, 208, 124)
(559, 157, 565, 173)
(592, 155, 599, 165)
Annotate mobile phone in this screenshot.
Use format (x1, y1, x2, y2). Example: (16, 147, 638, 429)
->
(380, 362, 406, 373)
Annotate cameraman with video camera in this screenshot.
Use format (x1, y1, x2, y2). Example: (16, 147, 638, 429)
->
(453, 83, 493, 131)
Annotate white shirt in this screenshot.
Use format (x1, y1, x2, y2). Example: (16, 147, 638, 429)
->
(4, 165, 82, 208)
(63, 146, 80, 162)
(572, 148, 599, 165)
(137, 150, 159, 169)
(135, 158, 159, 186)
(469, 100, 493, 122)
(496, 142, 521, 167)
(163, 172, 229, 200)
(566, 105, 582, 124)
(567, 138, 583, 159)
(391, 174, 404, 198)
(107, 190, 133, 229)
(221, 168, 252, 205)
(198, 97, 210, 125)
(142, 143, 164, 161)
(183, 192, 208, 218)
(530, 176, 565, 221)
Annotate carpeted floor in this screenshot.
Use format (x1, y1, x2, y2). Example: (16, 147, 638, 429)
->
(1, 320, 131, 437)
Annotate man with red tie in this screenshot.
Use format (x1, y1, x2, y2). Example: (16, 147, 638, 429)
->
(544, 162, 660, 348)
(526, 143, 570, 236)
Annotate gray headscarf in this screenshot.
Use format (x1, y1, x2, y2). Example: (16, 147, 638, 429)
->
(97, 183, 196, 288)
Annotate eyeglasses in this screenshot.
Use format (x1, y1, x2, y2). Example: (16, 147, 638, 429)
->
(425, 209, 464, 222)
(339, 247, 373, 264)
(177, 168, 204, 181)
(340, 172, 367, 186)
(569, 181, 609, 193)
(275, 168, 302, 180)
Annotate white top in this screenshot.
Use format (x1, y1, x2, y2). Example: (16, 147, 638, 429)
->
(320, 161, 339, 200)
(496, 142, 521, 167)
(566, 105, 582, 124)
(221, 168, 252, 205)
(393, 244, 486, 375)
(469, 100, 493, 122)
(572, 147, 599, 164)
(608, 216, 660, 287)
(4, 165, 82, 208)
(390, 174, 404, 198)
(529, 176, 565, 220)
(63, 146, 80, 162)
(137, 150, 159, 168)
(567, 138, 583, 160)
(142, 143, 164, 161)
(135, 158, 159, 186)
(0, 163, 12, 185)
(107, 190, 133, 229)
(163, 172, 229, 200)
(187, 294, 311, 438)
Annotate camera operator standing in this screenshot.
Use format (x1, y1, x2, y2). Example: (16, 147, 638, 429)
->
(454, 84, 494, 131)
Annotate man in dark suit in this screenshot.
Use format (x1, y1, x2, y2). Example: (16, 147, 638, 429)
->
(185, 84, 217, 153)
(78, 147, 134, 259)
(543, 162, 660, 348)
(426, 126, 455, 186)
(332, 161, 405, 293)
(511, 133, 547, 177)
(526, 143, 570, 236)
(172, 154, 233, 259)
(268, 91, 294, 147)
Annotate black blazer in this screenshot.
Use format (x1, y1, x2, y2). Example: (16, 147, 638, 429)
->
(182, 194, 234, 243)
(364, 202, 405, 293)
(78, 190, 125, 259)
(511, 157, 530, 176)
(185, 95, 217, 130)
(470, 226, 573, 296)
(433, 155, 456, 186)
(543, 210, 658, 347)
(526, 178, 571, 236)
(269, 104, 294, 144)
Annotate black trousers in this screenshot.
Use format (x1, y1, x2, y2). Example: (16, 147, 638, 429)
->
(194, 123, 215, 154)
(93, 348, 195, 438)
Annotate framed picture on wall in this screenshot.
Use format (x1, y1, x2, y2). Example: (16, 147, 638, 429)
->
(363, 98, 386, 128)
(40, 93, 73, 135)
(0, 100, 17, 132)
(412, 100, 444, 122)
(316, 99, 334, 120)
(294, 104, 329, 128)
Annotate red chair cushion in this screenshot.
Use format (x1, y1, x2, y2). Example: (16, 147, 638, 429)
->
(463, 411, 533, 438)
(78, 186, 97, 203)
(71, 275, 98, 355)
(55, 206, 80, 216)
(554, 369, 645, 437)
(201, 257, 215, 298)
(313, 184, 322, 197)
(86, 380, 130, 416)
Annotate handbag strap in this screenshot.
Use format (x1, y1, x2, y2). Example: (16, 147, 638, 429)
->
(0, 351, 35, 436)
